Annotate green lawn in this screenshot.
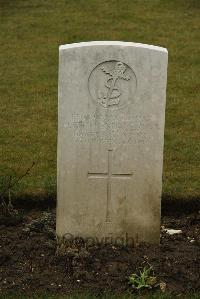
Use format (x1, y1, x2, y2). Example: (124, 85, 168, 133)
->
(0, 0, 199, 200)
(0, 294, 200, 299)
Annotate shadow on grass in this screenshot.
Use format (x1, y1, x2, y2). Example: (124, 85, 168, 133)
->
(161, 195, 200, 216)
(9, 193, 200, 216)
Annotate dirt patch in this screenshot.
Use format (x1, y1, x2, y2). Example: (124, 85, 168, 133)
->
(0, 209, 199, 296)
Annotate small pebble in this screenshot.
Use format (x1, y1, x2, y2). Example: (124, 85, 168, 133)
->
(165, 229, 182, 235)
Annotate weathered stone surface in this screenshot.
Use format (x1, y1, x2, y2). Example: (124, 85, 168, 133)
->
(57, 41, 168, 244)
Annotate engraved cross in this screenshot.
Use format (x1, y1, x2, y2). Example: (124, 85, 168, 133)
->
(88, 150, 132, 222)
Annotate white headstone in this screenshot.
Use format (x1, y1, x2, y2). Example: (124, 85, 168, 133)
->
(57, 41, 168, 245)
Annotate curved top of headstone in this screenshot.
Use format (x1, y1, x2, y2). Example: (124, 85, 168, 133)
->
(59, 41, 167, 53)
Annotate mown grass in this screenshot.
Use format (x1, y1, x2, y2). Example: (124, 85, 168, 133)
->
(0, 293, 200, 299)
(0, 0, 199, 199)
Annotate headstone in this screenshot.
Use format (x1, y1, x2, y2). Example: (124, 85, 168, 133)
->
(57, 41, 168, 245)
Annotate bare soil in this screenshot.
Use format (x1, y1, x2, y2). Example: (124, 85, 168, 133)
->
(0, 204, 199, 296)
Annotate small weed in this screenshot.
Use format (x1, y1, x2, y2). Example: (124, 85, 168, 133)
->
(0, 162, 35, 216)
(128, 266, 158, 291)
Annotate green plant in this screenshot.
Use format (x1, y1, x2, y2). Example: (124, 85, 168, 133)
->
(128, 266, 158, 291)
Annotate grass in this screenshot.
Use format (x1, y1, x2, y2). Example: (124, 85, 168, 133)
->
(0, 0, 199, 200)
(0, 294, 200, 299)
